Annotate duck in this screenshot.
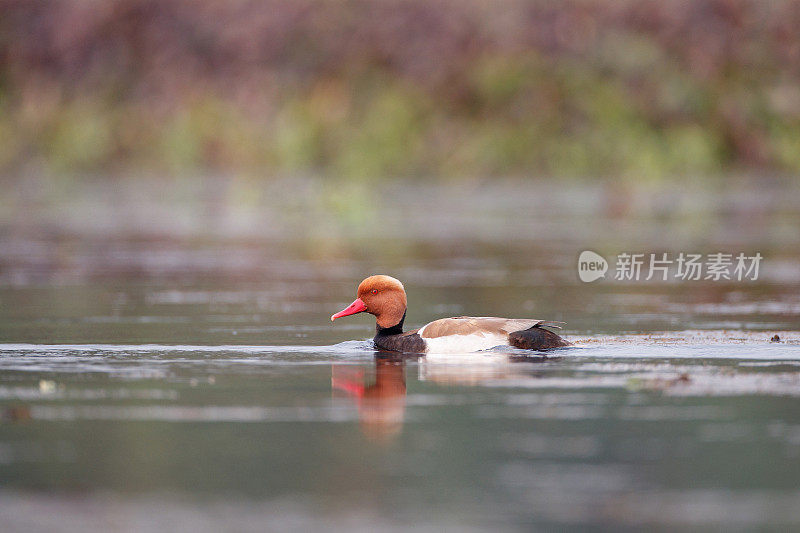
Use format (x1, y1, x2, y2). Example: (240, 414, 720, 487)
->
(331, 275, 570, 354)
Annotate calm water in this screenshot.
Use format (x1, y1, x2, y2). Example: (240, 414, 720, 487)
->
(1, 178, 800, 531)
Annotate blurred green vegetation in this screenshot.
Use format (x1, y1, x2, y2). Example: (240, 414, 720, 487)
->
(1, 0, 800, 181)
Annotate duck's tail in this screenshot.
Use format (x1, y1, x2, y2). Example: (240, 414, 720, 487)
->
(509, 324, 571, 350)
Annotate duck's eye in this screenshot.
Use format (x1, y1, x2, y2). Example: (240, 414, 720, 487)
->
(371, 289, 378, 295)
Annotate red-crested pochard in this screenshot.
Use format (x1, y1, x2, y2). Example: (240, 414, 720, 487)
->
(331, 275, 570, 353)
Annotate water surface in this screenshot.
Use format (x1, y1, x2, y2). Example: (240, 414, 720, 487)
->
(1, 179, 799, 530)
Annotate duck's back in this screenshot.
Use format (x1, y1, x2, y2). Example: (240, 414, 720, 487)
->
(418, 316, 547, 339)
(415, 316, 557, 353)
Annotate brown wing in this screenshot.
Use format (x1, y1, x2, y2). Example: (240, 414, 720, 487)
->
(418, 317, 562, 339)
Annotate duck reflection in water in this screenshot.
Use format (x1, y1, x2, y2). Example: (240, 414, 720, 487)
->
(332, 355, 408, 442)
(332, 351, 556, 442)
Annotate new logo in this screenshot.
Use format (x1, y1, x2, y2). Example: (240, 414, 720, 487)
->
(578, 250, 608, 282)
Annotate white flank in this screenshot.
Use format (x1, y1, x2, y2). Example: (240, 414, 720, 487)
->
(422, 333, 509, 354)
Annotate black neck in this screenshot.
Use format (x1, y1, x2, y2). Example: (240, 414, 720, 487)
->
(376, 311, 405, 336)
